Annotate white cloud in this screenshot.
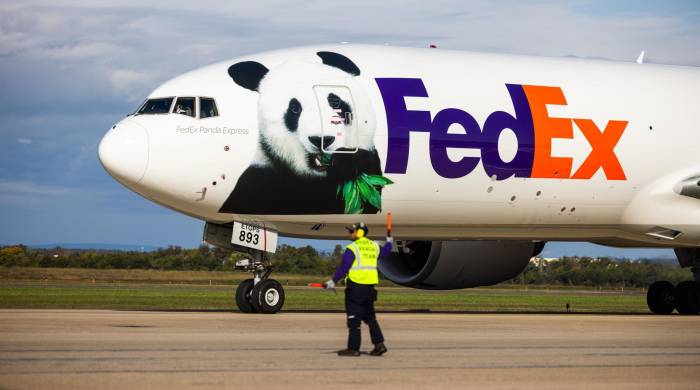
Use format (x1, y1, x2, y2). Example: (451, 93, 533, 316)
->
(41, 41, 127, 61)
(16, 138, 32, 144)
(0, 0, 697, 122)
(1, 2, 698, 63)
(0, 180, 69, 195)
(110, 69, 152, 102)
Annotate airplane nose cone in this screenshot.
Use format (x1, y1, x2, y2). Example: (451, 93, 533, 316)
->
(98, 120, 149, 186)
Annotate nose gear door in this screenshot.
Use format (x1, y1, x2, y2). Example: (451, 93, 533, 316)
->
(313, 85, 358, 153)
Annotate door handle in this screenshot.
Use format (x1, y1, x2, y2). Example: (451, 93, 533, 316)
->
(344, 112, 353, 125)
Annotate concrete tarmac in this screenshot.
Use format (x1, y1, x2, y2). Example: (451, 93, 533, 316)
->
(0, 310, 699, 389)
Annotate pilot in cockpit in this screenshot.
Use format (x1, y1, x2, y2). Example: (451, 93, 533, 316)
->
(175, 104, 192, 117)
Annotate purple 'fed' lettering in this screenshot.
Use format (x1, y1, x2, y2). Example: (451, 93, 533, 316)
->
(376, 78, 535, 180)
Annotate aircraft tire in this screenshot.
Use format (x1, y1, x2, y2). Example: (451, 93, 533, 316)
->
(647, 281, 675, 314)
(251, 279, 285, 314)
(674, 281, 700, 315)
(235, 279, 258, 313)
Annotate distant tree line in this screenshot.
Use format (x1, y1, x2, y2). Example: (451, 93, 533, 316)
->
(0, 245, 692, 287)
(518, 257, 691, 287)
(0, 244, 342, 275)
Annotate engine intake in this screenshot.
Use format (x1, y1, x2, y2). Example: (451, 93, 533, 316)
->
(379, 240, 544, 289)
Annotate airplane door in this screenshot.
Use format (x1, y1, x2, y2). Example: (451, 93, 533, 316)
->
(313, 85, 358, 153)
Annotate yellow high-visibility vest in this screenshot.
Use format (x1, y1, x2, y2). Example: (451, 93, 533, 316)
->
(346, 237, 380, 285)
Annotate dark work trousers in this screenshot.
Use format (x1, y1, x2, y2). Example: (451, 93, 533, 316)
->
(345, 280, 384, 350)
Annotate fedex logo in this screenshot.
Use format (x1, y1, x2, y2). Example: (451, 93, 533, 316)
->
(375, 78, 627, 180)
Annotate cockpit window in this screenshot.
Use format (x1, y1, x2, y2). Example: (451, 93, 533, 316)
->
(136, 97, 173, 115)
(200, 98, 219, 119)
(173, 97, 196, 117)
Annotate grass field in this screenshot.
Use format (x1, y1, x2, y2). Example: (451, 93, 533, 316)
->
(0, 268, 650, 313)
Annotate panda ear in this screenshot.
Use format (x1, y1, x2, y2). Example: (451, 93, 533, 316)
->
(228, 61, 269, 92)
(317, 51, 361, 76)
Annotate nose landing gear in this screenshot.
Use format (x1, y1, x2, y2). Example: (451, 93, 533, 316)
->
(204, 222, 285, 314)
(234, 251, 285, 314)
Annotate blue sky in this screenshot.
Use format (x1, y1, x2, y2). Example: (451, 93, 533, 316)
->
(0, 1, 698, 257)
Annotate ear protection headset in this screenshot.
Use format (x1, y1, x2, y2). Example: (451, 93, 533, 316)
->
(352, 222, 368, 238)
(347, 223, 368, 238)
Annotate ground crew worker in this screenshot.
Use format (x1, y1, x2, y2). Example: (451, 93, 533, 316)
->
(324, 222, 392, 356)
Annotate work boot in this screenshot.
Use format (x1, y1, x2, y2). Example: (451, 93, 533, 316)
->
(369, 342, 387, 356)
(337, 348, 360, 357)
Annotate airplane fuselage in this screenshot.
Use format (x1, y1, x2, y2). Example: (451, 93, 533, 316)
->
(99, 44, 700, 247)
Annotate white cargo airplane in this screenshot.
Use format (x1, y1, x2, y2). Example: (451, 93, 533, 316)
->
(99, 44, 700, 315)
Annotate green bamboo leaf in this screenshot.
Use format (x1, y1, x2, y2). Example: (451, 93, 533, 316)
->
(363, 174, 394, 187)
(346, 181, 363, 214)
(367, 186, 382, 209)
(342, 180, 353, 201)
(342, 180, 352, 213)
(347, 203, 363, 214)
(356, 175, 382, 210)
(350, 181, 362, 212)
(336, 183, 342, 197)
(356, 177, 373, 201)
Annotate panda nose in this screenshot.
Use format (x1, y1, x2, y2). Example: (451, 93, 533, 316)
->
(308, 136, 335, 151)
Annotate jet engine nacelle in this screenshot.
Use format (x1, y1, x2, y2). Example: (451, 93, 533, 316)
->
(379, 240, 544, 289)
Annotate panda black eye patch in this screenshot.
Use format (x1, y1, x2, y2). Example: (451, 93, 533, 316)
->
(284, 98, 302, 132)
(327, 93, 352, 116)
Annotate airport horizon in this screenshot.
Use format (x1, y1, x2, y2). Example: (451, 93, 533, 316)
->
(2, 240, 676, 260)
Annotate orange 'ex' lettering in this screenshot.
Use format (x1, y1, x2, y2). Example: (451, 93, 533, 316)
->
(522, 85, 627, 180)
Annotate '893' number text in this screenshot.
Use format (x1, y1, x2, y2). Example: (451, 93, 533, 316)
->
(238, 230, 259, 245)
(231, 221, 277, 253)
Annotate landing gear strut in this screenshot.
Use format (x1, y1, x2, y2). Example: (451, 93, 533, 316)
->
(234, 250, 285, 314)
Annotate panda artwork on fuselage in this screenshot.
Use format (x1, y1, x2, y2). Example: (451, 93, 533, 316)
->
(219, 51, 391, 215)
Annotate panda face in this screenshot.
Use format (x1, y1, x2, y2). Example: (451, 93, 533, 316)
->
(227, 52, 374, 178)
(256, 61, 358, 177)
